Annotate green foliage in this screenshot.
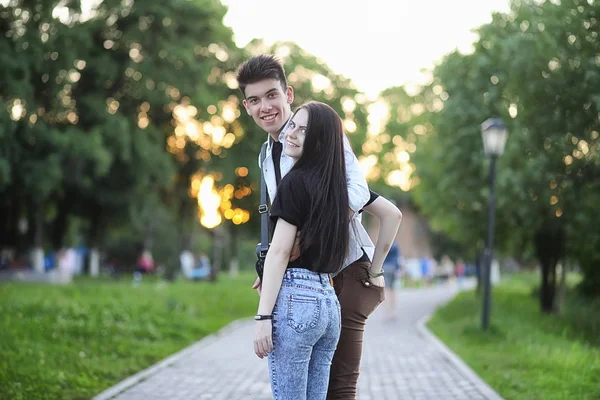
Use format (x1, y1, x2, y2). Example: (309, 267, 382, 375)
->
(428, 273, 600, 400)
(0, 2, 379, 269)
(381, 0, 600, 297)
(0, 273, 258, 399)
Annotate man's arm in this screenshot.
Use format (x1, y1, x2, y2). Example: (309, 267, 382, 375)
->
(343, 135, 370, 213)
(363, 196, 403, 281)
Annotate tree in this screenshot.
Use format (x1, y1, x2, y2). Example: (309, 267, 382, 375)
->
(0, 0, 246, 274)
(379, 0, 600, 310)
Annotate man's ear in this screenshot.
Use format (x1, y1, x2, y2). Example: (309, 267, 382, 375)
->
(242, 99, 250, 114)
(286, 86, 294, 104)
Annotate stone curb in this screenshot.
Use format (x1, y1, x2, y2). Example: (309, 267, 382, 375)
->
(416, 312, 504, 400)
(92, 319, 251, 400)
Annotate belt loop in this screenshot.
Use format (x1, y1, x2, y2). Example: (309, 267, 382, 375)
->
(319, 274, 323, 284)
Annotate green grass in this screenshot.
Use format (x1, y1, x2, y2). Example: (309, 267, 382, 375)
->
(428, 273, 600, 400)
(0, 273, 258, 400)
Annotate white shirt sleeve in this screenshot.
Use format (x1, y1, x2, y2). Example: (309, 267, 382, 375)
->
(343, 134, 370, 212)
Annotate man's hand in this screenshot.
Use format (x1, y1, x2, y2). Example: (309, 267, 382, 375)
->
(252, 277, 262, 296)
(368, 275, 385, 288)
(289, 233, 301, 262)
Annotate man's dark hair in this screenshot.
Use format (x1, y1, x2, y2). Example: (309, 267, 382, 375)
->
(236, 54, 288, 97)
(283, 101, 349, 272)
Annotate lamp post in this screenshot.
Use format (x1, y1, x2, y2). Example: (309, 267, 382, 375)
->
(480, 118, 508, 331)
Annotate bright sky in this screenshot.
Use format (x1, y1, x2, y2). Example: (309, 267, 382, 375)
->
(221, 0, 511, 99)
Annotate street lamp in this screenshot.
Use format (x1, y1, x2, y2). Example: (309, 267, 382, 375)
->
(480, 117, 508, 331)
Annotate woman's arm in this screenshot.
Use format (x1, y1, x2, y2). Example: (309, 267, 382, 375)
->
(257, 219, 297, 315)
(363, 196, 402, 279)
(254, 219, 297, 358)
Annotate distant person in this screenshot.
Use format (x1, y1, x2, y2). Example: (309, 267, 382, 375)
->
(180, 249, 195, 279)
(428, 257, 439, 285)
(382, 241, 401, 320)
(133, 249, 154, 284)
(455, 258, 466, 289)
(136, 250, 154, 274)
(191, 253, 211, 280)
(57, 247, 76, 283)
(0, 249, 11, 271)
(419, 257, 429, 286)
(440, 255, 455, 284)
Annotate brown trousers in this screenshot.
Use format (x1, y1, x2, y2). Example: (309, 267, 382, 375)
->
(327, 261, 385, 399)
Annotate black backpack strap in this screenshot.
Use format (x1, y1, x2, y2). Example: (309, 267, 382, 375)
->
(258, 142, 270, 260)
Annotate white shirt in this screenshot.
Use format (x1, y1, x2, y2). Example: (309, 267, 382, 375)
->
(258, 128, 374, 268)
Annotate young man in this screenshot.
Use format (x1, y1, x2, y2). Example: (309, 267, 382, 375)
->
(236, 55, 401, 399)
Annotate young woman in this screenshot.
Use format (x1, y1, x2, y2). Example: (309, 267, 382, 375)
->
(253, 101, 348, 400)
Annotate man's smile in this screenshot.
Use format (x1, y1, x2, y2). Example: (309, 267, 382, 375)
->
(261, 113, 277, 122)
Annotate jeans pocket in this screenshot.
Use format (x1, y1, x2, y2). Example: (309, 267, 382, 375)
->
(287, 294, 321, 333)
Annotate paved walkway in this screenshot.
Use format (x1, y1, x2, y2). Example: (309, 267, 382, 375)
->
(94, 281, 503, 400)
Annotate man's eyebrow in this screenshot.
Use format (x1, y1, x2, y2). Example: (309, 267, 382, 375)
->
(247, 88, 279, 100)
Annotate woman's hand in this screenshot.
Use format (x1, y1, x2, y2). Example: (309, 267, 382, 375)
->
(254, 320, 273, 359)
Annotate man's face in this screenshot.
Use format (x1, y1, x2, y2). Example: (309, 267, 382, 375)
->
(242, 79, 294, 135)
(284, 108, 308, 161)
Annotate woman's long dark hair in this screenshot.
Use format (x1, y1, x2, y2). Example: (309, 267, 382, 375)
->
(288, 101, 349, 272)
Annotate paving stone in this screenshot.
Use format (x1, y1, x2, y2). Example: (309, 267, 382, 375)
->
(94, 280, 503, 400)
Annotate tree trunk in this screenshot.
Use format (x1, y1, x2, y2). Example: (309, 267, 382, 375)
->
(229, 228, 239, 277)
(143, 218, 153, 253)
(86, 206, 104, 277)
(555, 261, 567, 313)
(89, 248, 100, 277)
(164, 195, 193, 282)
(475, 251, 482, 296)
(0, 189, 20, 250)
(51, 194, 72, 250)
(534, 224, 565, 314)
(209, 230, 222, 282)
(32, 203, 45, 273)
(539, 260, 556, 313)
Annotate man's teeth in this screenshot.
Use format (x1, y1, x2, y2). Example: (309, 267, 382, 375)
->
(262, 115, 276, 121)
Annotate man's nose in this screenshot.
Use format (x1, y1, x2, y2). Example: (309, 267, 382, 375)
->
(260, 99, 272, 112)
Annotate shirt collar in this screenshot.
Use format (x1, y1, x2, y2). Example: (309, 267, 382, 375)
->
(268, 117, 291, 149)
(278, 117, 291, 142)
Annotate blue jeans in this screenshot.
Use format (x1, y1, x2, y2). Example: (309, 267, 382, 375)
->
(268, 268, 341, 400)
